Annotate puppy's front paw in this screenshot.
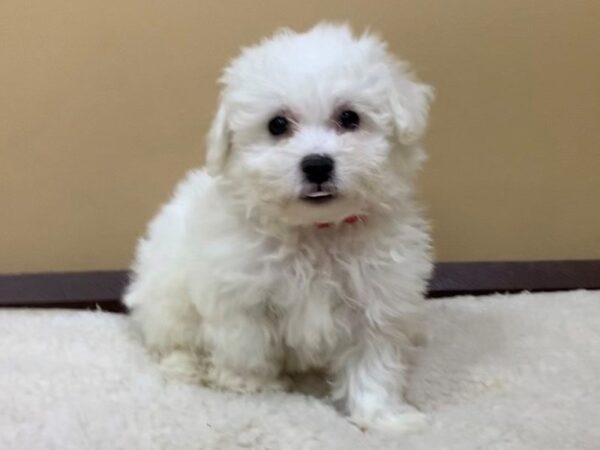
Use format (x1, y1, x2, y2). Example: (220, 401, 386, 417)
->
(350, 405, 428, 435)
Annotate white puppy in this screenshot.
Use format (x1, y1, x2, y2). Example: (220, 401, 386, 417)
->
(124, 23, 433, 433)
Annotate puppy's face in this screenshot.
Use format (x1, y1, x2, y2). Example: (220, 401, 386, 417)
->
(207, 24, 432, 226)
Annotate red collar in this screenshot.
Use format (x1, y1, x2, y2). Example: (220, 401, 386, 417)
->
(315, 215, 366, 229)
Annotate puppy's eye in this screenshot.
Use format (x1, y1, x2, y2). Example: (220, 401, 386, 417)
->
(268, 116, 289, 136)
(338, 110, 360, 131)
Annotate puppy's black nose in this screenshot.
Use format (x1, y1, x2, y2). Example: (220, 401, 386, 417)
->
(301, 154, 335, 184)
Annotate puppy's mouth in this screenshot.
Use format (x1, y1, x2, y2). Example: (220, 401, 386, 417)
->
(300, 183, 337, 204)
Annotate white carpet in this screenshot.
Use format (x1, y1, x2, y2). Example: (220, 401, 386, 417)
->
(1, 290, 599, 450)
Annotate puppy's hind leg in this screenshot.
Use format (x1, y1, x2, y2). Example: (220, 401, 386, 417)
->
(124, 274, 206, 384)
(203, 308, 288, 393)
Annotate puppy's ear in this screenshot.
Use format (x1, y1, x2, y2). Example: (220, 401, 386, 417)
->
(205, 98, 231, 175)
(388, 60, 434, 145)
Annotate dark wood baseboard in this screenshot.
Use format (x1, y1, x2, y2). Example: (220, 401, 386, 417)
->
(428, 260, 600, 298)
(0, 260, 599, 312)
(0, 271, 129, 312)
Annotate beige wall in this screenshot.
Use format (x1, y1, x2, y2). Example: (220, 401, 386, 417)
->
(1, 0, 599, 273)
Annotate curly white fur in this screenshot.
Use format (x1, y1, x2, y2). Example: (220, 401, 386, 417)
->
(124, 23, 434, 433)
